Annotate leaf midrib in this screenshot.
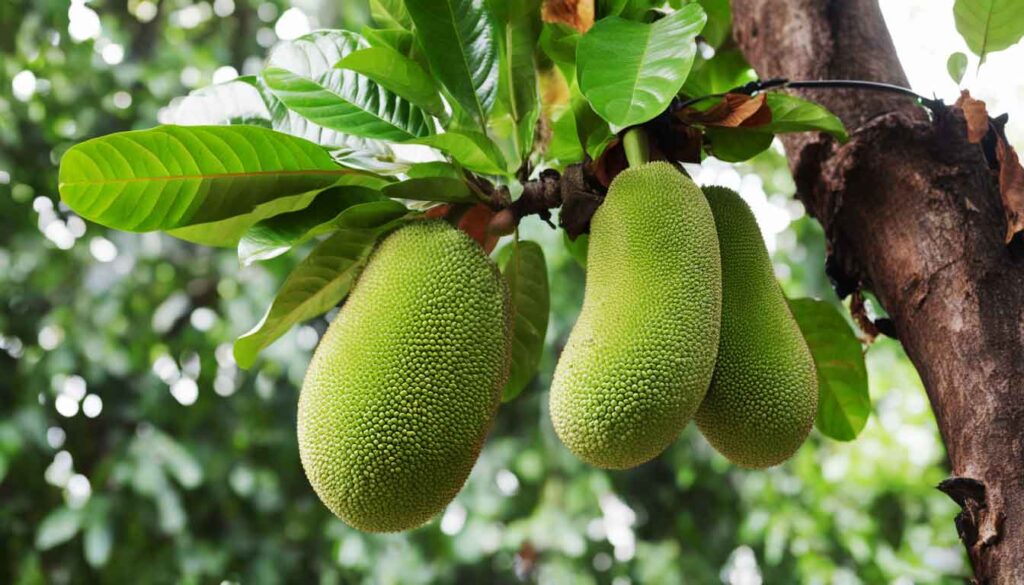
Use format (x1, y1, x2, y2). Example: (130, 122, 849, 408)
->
(60, 168, 356, 187)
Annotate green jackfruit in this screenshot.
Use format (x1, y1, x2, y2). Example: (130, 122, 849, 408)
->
(695, 186, 818, 468)
(298, 220, 511, 532)
(550, 162, 722, 469)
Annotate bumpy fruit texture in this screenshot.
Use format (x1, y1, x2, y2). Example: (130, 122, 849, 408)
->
(550, 162, 722, 469)
(695, 186, 818, 468)
(298, 220, 511, 532)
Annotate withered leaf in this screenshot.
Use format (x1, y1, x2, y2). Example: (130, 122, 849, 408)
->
(542, 0, 594, 33)
(955, 89, 989, 144)
(679, 93, 772, 128)
(458, 203, 500, 253)
(995, 135, 1024, 244)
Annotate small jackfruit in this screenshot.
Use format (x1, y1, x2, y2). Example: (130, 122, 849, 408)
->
(550, 162, 722, 469)
(298, 220, 511, 532)
(695, 186, 818, 468)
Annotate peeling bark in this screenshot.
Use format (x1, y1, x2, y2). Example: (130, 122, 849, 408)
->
(731, 0, 1024, 581)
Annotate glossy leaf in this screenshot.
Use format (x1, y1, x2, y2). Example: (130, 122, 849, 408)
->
(238, 186, 408, 265)
(704, 127, 772, 162)
(337, 46, 446, 117)
(489, 0, 542, 162)
(370, 0, 411, 29)
(497, 240, 550, 401)
(382, 176, 478, 203)
(263, 30, 433, 141)
(763, 93, 847, 141)
(408, 131, 510, 175)
(58, 125, 357, 233)
(407, 161, 463, 179)
(577, 5, 706, 127)
(234, 227, 394, 368)
(405, 0, 500, 125)
(953, 0, 1024, 64)
(789, 298, 870, 442)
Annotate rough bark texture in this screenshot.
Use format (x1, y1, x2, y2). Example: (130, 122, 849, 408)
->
(730, 1, 1024, 582)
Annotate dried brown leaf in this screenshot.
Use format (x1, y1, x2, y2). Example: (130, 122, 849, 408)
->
(458, 203, 500, 253)
(542, 0, 594, 33)
(678, 93, 772, 128)
(995, 135, 1024, 243)
(955, 90, 989, 144)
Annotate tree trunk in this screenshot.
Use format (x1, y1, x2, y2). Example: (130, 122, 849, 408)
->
(730, 1, 1024, 582)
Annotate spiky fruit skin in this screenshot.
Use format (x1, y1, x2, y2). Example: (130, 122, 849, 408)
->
(298, 220, 511, 532)
(550, 162, 722, 469)
(695, 186, 818, 469)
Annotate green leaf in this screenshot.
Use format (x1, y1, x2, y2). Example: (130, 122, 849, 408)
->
(539, 23, 580, 79)
(682, 48, 756, 96)
(337, 46, 446, 117)
(370, 0, 411, 29)
(263, 30, 433, 141)
(35, 507, 82, 551)
(408, 131, 509, 175)
(953, 0, 1024, 64)
(58, 125, 357, 232)
(83, 521, 113, 568)
(362, 26, 415, 54)
(382, 176, 478, 203)
(489, 0, 541, 162)
(407, 161, 463, 179)
(577, 5, 706, 127)
(788, 298, 870, 442)
(704, 127, 773, 162)
(562, 231, 589, 268)
(496, 240, 550, 401)
(238, 186, 408, 265)
(696, 0, 732, 48)
(763, 93, 847, 141)
(405, 0, 500, 125)
(947, 51, 969, 84)
(234, 227, 395, 368)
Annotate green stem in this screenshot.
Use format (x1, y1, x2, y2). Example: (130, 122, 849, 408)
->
(622, 128, 651, 168)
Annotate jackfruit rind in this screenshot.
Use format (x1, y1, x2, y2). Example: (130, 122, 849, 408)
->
(550, 162, 722, 469)
(695, 186, 818, 468)
(298, 220, 511, 532)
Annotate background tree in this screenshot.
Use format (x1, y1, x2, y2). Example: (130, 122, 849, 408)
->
(1, 0, 1020, 583)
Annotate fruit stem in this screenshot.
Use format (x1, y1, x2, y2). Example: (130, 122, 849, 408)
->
(622, 128, 651, 168)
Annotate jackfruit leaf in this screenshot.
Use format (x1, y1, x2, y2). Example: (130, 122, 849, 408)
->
(238, 186, 409, 265)
(405, 0, 500, 127)
(83, 520, 113, 568)
(35, 507, 82, 551)
(235, 227, 398, 368)
(542, 0, 594, 33)
(695, 0, 732, 48)
(489, 0, 542, 164)
(457, 203, 500, 253)
(576, 5, 706, 127)
(408, 131, 510, 176)
(953, 0, 1024, 64)
(262, 30, 433, 141)
(704, 127, 773, 162)
(540, 23, 580, 78)
(336, 46, 446, 117)
(362, 26, 415, 53)
(683, 93, 771, 128)
(763, 94, 847, 141)
(947, 52, 968, 84)
(788, 298, 870, 442)
(682, 48, 757, 97)
(382, 177, 479, 203)
(563, 231, 589, 268)
(369, 0, 411, 29)
(407, 161, 463, 179)
(58, 125, 361, 233)
(497, 240, 550, 401)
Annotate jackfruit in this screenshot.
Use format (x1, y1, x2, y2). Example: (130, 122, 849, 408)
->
(550, 162, 722, 469)
(695, 186, 818, 468)
(298, 220, 511, 532)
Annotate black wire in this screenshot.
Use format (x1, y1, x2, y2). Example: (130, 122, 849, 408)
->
(676, 78, 942, 111)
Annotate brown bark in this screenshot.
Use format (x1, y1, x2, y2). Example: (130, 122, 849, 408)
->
(730, 1, 1024, 582)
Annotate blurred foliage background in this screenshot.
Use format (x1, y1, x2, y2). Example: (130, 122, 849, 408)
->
(0, 0, 986, 583)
